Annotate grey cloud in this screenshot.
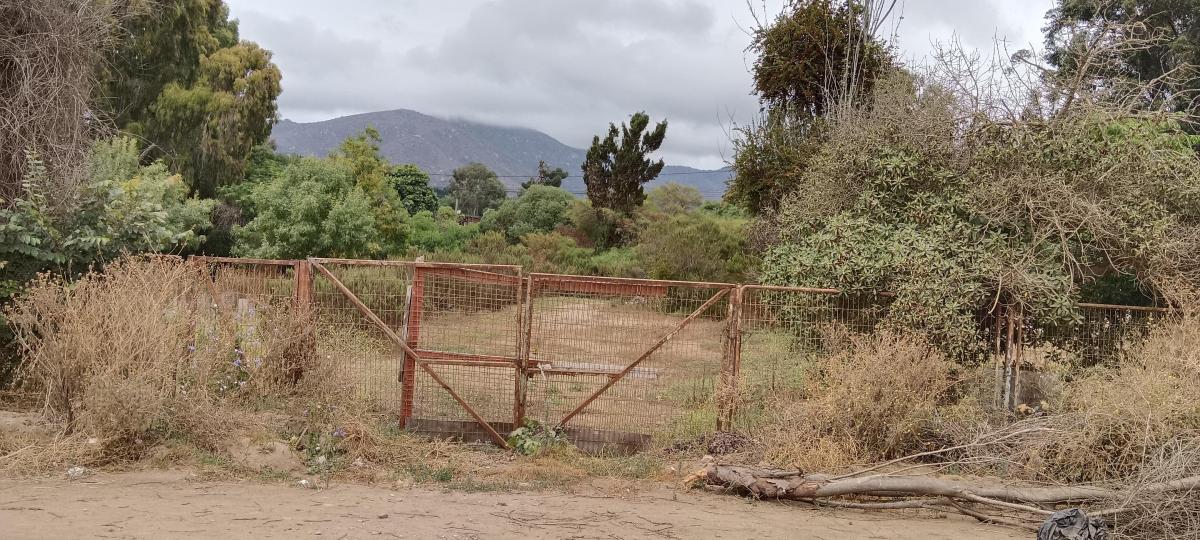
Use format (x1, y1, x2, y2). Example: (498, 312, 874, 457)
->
(228, 0, 1051, 169)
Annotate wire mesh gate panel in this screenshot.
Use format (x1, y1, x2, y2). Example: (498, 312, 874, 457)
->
(404, 264, 524, 443)
(308, 258, 524, 446)
(309, 259, 414, 410)
(524, 274, 734, 453)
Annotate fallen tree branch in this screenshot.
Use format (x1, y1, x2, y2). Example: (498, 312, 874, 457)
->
(692, 463, 1200, 504)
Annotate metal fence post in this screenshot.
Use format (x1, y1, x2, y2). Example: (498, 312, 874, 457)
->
(1001, 303, 1025, 411)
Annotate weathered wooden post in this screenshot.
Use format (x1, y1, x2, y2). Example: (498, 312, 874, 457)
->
(293, 259, 313, 312)
(399, 265, 424, 428)
(718, 285, 744, 431)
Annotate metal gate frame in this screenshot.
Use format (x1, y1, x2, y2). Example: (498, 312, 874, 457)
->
(309, 257, 522, 449)
(522, 273, 739, 442)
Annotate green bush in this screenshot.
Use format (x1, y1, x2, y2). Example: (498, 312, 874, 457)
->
(644, 182, 703, 215)
(522, 232, 592, 274)
(233, 157, 391, 258)
(636, 210, 755, 283)
(567, 200, 641, 248)
(1, 137, 214, 383)
(480, 185, 574, 242)
(409, 207, 478, 252)
(1, 137, 214, 298)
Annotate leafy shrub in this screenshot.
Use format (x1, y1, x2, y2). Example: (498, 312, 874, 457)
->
(588, 247, 643, 278)
(760, 72, 1200, 359)
(644, 182, 702, 215)
(567, 200, 641, 248)
(522, 232, 591, 274)
(507, 419, 568, 456)
(1, 137, 213, 299)
(636, 210, 755, 283)
(480, 185, 574, 242)
(408, 207, 478, 252)
(234, 157, 390, 258)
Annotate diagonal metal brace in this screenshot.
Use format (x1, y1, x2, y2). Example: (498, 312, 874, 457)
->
(309, 259, 509, 449)
(558, 288, 731, 427)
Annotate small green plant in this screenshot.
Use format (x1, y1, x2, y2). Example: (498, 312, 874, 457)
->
(507, 419, 567, 456)
(404, 463, 455, 483)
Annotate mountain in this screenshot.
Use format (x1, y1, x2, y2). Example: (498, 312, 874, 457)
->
(270, 109, 731, 198)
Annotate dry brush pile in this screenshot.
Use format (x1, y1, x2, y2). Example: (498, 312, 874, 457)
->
(693, 322, 1200, 537)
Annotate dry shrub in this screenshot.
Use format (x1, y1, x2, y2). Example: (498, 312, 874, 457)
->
(757, 329, 960, 471)
(3, 256, 320, 466)
(1000, 316, 1200, 484)
(0, 1, 131, 198)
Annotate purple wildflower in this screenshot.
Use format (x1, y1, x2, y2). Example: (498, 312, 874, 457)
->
(333, 427, 346, 438)
(233, 358, 243, 367)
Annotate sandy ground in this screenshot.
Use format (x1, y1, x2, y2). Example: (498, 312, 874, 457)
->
(0, 470, 1026, 540)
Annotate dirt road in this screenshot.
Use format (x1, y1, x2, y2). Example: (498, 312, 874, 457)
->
(0, 470, 1025, 539)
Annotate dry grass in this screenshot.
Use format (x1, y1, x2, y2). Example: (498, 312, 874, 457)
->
(954, 316, 1200, 486)
(1, 256, 335, 474)
(753, 329, 961, 472)
(0, 256, 674, 490)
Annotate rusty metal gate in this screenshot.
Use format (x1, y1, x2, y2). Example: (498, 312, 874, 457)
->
(194, 255, 1174, 453)
(308, 257, 524, 448)
(522, 274, 734, 452)
(307, 258, 735, 452)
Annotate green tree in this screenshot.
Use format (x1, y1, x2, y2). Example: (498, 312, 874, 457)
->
(101, 0, 281, 196)
(330, 128, 410, 252)
(521, 160, 569, 190)
(390, 164, 439, 215)
(728, 0, 895, 214)
(449, 162, 507, 216)
(636, 211, 755, 283)
(582, 112, 668, 215)
(750, 0, 894, 117)
(480, 185, 575, 242)
(233, 157, 379, 258)
(645, 182, 703, 215)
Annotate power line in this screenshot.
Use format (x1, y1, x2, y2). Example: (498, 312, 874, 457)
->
(425, 169, 731, 179)
(495, 188, 729, 196)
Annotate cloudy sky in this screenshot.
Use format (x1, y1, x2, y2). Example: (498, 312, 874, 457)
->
(225, 0, 1054, 170)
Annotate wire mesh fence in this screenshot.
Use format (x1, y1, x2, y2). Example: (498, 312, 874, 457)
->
(405, 265, 523, 442)
(734, 286, 891, 430)
(311, 260, 414, 410)
(1026, 303, 1171, 368)
(524, 275, 733, 452)
(195, 256, 1178, 453)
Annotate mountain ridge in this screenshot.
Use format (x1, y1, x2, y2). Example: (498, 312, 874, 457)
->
(270, 109, 731, 197)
